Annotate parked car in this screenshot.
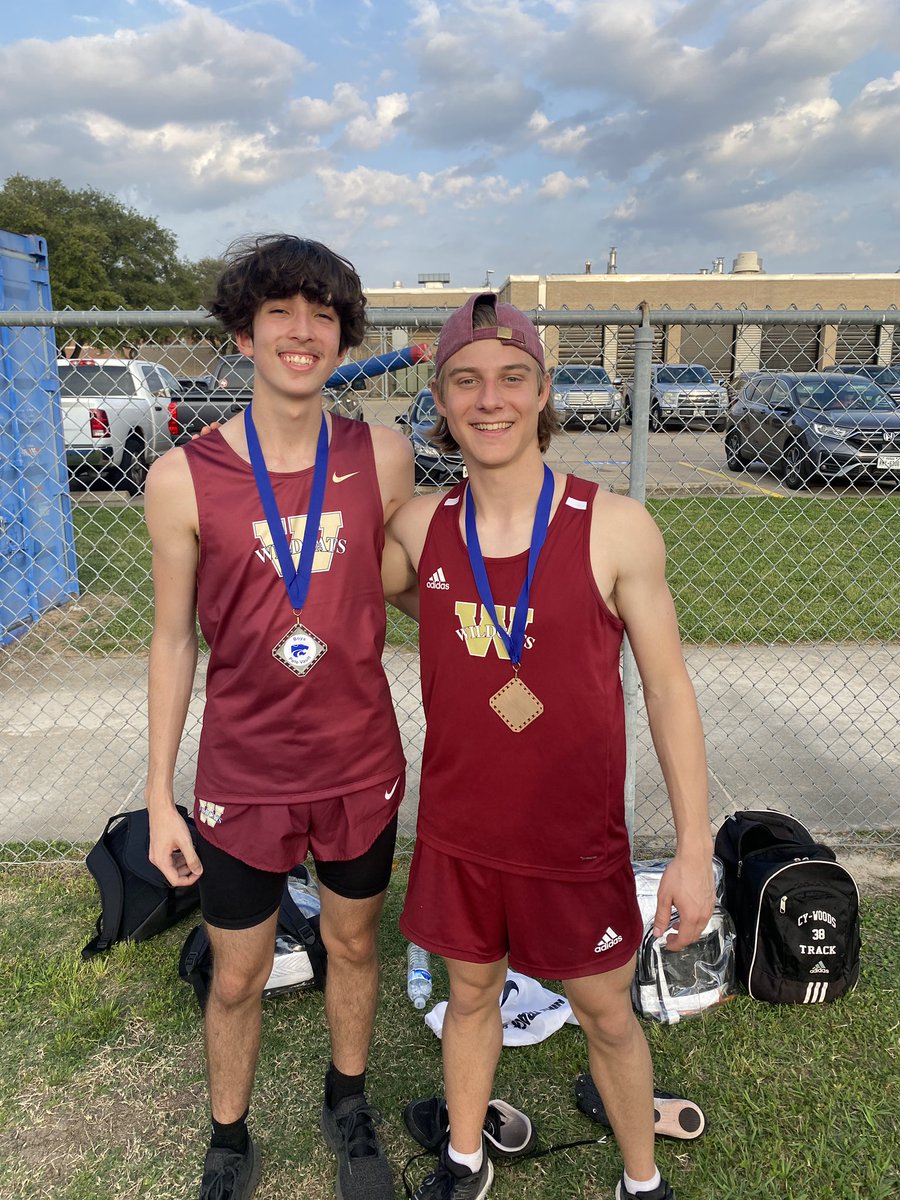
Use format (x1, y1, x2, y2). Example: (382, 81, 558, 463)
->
(625, 364, 728, 429)
(395, 387, 466, 487)
(174, 354, 362, 439)
(58, 358, 180, 494)
(832, 364, 900, 404)
(724, 371, 900, 489)
(550, 364, 623, 430)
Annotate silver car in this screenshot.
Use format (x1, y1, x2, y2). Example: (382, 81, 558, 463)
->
(627, 364, 728, 430)
(551, 364, 623, 430)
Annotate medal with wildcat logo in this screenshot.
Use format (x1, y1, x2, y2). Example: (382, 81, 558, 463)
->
(464, 465, 554, 732)
(245, 405, 329, 677)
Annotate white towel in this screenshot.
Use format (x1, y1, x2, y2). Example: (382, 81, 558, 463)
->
(424, 970, 580, 1046)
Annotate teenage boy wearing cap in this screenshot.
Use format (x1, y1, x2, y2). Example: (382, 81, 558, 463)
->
(145, 235, 412, 1200)
(382, 293, 715, 1200)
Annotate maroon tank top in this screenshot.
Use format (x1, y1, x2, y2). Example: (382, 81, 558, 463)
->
(183, 416, 404, 803)
(417, 474, 629, 880)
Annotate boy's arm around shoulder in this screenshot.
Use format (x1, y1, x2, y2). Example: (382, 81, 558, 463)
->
(143, 448, 203, 887)
(595, 493, 715, 949)
(370, 422, 414, 523)
(382, 492, 444, 619)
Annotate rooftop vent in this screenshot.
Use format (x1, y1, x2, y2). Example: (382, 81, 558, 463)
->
(418, 272, 450, 289)
(732, 251, 763, 274)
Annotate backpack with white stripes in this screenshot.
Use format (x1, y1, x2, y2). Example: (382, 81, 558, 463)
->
(714, 810, 860, 1005)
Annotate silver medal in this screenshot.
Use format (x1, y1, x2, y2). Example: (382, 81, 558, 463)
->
(272, 623, 328, 678)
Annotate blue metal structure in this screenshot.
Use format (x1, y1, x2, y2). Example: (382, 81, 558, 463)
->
(0, 230, 78, 645)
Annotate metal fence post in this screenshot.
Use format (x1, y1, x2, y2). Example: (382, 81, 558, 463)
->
(623, 304, 654, 843)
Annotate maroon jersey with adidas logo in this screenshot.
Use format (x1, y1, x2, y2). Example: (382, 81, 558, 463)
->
(183, 415, 404, 804)
(416, 474, 630, 881)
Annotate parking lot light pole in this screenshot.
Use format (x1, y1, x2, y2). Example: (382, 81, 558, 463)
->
(623, 304, 654, 845)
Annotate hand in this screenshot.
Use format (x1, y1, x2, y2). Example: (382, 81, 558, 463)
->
(149, 806, 203, 888)
(191, 420, 221, 439)
(652, 852, 715, 951)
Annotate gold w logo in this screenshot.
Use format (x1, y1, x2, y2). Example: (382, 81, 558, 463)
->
(252, 510, 344, 576)
(453, 601, 534, 659)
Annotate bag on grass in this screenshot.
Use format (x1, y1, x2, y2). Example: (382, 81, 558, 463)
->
(82, 806, 202, 959)
(178, 864, 328, 1011)
(630, 860, 737, 1023)
(714, 810, 860, 1004)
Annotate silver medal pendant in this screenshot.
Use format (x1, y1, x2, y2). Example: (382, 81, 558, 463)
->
(273, 622, 327, 678)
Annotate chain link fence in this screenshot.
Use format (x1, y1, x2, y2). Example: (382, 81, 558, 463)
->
(1, 307, 898, 862)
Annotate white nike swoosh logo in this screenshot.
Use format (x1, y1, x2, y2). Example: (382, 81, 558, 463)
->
(332, 471, 359, 484)
(384, 776, 400, 801)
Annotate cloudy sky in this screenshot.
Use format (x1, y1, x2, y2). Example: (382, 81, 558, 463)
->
(2, 0, 899, 287)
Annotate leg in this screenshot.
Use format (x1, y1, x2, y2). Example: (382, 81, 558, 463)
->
(205, 913, 279, 1122)
(564, 956, 656, 1183)
(443, 956, 508, 1154)
(317, 883, 387, 1074)
(314, 814, 398, 1200)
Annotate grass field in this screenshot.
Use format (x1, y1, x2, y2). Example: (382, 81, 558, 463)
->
(55, 493, 899, 656)
(0, 861, 896, 1200)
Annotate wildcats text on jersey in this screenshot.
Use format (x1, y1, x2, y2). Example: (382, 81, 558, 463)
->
(453, 601, 535, 660)
(252, 511, 346, 574)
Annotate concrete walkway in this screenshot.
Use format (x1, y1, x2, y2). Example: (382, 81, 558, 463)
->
(1, 644, 897, 849)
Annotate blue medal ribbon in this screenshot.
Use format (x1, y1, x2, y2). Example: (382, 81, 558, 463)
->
(464, 464, 555, 668)
(244, 405, 329, 614)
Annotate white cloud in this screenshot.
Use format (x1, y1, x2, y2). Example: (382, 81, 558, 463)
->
(345, 93, 410, 150)
(538, 171, 588, 200)
(529, 112, 590, 155)
(314, 165, 525, 223)
(288, 84, 368, 135)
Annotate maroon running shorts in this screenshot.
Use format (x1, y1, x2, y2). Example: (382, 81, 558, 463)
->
(400, 841, 642, 980)
(194, 769, 405, 874)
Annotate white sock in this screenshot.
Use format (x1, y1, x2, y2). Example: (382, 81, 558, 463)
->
(447, 1142, 484, 1173)
(623, 1167, 661, 1195)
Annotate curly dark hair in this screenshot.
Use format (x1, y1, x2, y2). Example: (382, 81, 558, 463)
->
(208, 234, 367, 352)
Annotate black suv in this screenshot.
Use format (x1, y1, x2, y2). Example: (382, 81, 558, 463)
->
(724, 371, 900, 489)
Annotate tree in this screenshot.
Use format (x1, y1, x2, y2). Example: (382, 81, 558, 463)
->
(0, 174, 211, 311)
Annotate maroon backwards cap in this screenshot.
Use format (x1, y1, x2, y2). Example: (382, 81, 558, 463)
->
(434, 292, 546, 376)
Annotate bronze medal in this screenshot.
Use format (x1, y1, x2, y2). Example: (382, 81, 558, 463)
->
(489, 675, 543, 733)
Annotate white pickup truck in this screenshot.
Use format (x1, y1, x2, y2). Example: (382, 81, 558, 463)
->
(58, 358, 180, 495)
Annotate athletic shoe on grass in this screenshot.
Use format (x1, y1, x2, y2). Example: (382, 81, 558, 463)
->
(320, 1093, 394, 1200)
(575, 1073, 706, 1141)
(199, 1137, 260, 1200)
(412, 1136, 494, 1200)
(615, 1174, 675, 1200)
(403, 1096, 536, 1159)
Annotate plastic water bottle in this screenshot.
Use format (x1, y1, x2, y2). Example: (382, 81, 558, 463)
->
(406, 943, 433, 1009)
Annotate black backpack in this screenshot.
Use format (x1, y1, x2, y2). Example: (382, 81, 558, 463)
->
(82, 806, 202, 959)
(179, 865, 328, 1011)
(714, 810, 860, 1004)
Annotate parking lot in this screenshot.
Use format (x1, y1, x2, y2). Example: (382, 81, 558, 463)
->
(358, 400, 900, 499)
(69, 419, 900, 507)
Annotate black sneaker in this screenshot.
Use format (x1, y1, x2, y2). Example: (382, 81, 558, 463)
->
(575, 1073, 707, 1141)
(199, 1137, 260, 1199)
(320, 1093, 395, 1200)
(411, 1138, 493, 1200)
(403, 1097, 536, 1159)
(615, 1175, 675, 1200)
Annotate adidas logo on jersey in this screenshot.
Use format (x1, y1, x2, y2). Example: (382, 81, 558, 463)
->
(809, 960, 830, 975)
(426, 567, 450, 590)
(594, 927, 623, 954)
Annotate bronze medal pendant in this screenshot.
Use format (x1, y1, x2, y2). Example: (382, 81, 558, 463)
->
(489, 675, 543, 733)
(273, 622, 327, 678)
(465, 465, 556, 735)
